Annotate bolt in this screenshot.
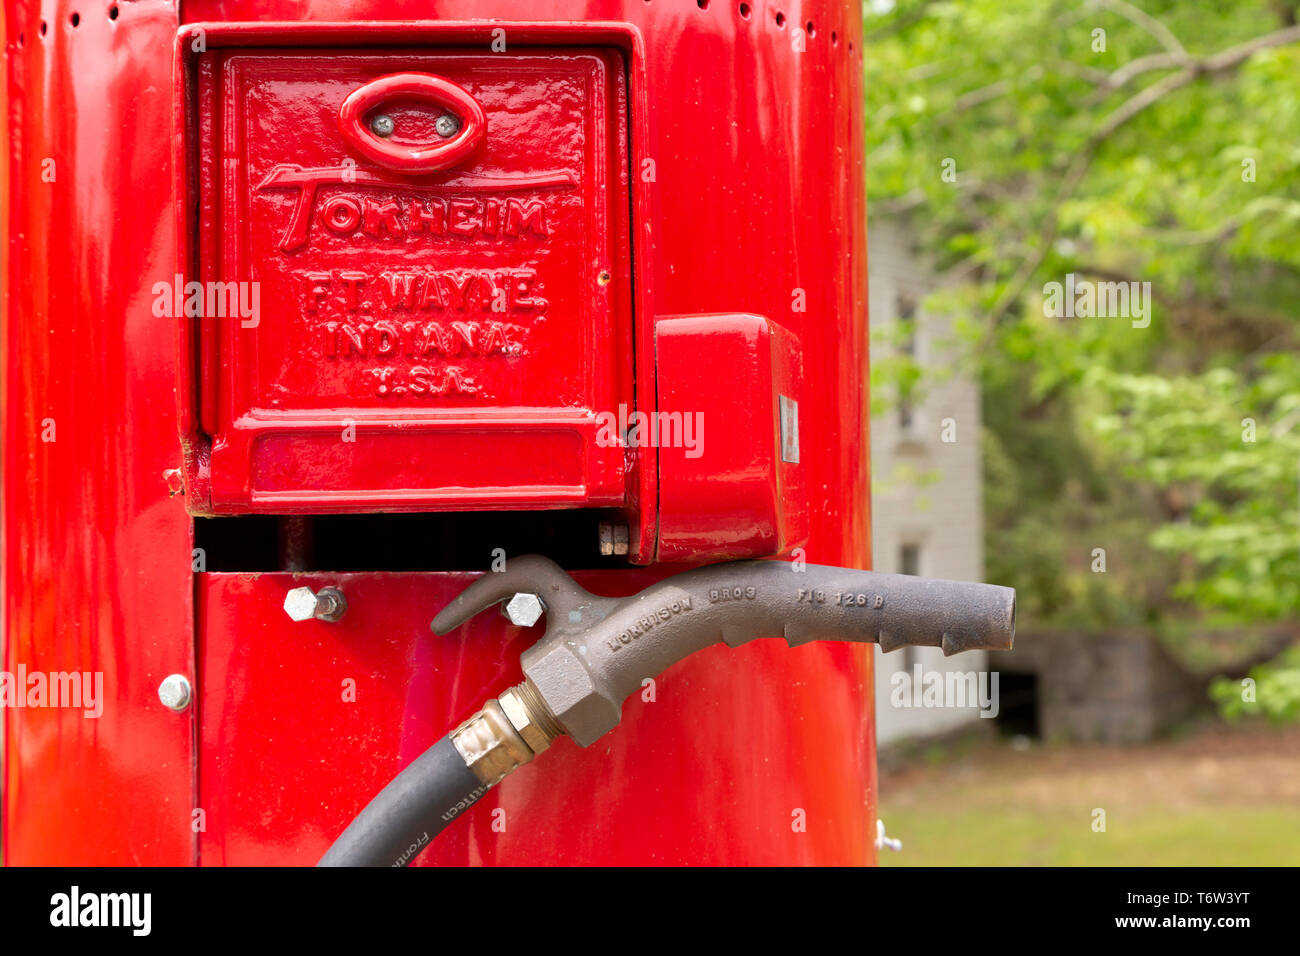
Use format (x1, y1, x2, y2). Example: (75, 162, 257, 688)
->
(284, 586, 318, 621)
(163, 468, 184, 497)
(875, 819, 903, 853)
(158, 674, 192, 712)
(435, 113, 461, 138)
(504, 593, 545, 627)
(284, 585, 348, 622)
(370, 114, 395, 137)
(598, 521, 630, 556)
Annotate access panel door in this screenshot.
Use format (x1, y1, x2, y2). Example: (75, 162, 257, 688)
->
(182, 47, 633, 513)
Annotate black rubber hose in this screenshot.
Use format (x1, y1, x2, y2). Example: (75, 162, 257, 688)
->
(317, 736, 485, 867)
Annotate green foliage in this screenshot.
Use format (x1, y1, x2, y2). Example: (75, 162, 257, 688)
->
(1088, 358, 1300, 619)
(1211, 647, 1300, 721)
(866, 0, 1300, 636)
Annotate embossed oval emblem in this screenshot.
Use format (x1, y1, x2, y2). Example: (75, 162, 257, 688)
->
(337, 73, 487, 174)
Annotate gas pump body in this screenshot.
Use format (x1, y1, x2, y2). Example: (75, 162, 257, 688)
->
(1, 0, 872, 865)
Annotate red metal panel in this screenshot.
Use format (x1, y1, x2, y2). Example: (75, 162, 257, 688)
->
(2, 0, 196, 864)
(198, 571, 872, 866)
(5, 0, 873, 866)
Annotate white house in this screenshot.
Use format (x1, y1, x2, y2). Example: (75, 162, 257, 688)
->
(869, 217, 989, 746)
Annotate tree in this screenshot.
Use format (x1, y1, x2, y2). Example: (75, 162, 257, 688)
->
(866, 0, 1300, 640)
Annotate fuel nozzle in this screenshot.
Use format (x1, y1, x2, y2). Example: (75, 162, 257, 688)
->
(432, 556, 1015, 747)
(322, 555, 1015, 865)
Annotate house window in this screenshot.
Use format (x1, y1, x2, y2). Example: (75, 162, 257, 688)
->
(897, 295, 917, 432)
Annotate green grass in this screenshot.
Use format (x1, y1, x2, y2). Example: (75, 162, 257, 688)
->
(878, 805, 1300, 866)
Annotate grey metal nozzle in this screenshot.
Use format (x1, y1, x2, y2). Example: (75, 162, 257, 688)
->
(433, 556, 1015, 747)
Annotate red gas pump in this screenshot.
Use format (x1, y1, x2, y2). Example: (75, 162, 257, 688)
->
(2, 1, 1011, 866)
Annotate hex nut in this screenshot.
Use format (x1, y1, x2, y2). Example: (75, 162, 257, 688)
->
(521, 643, 620, 747)
(283, 586, 318, 622)
(504, 592, 545, 627)
(498, 684, 557, 755)
(158, 674, 192, 712)
(313, 587, 348, 622)
(599, 522, 630, 556)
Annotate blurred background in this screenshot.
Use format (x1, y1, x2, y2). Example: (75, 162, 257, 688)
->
(864, 0, 1300, 865)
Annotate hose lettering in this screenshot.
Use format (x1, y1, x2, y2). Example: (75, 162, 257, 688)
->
(606, 597, 693, 652)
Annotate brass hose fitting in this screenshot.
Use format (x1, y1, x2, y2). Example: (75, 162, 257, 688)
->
(449, 680, 564, 787)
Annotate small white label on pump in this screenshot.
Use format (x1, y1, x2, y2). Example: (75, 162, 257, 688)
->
(779, 394, 799, 464)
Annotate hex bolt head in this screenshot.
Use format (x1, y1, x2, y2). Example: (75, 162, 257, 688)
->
(158, 674, 192, 712)
(284, 586, 319, 622)
(434, 113, 461, 138)
(284, 585, 348, 623)
(370, 114, 395, 137)
(504, 593, 545, 627)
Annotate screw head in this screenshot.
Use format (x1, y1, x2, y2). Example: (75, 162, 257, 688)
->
(370, 114, 395, 137)
(158, 674, 192, 712)
(284, 586, 319, 622)
(504, 593, 545, 627)
(434, 113, 461, 138)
